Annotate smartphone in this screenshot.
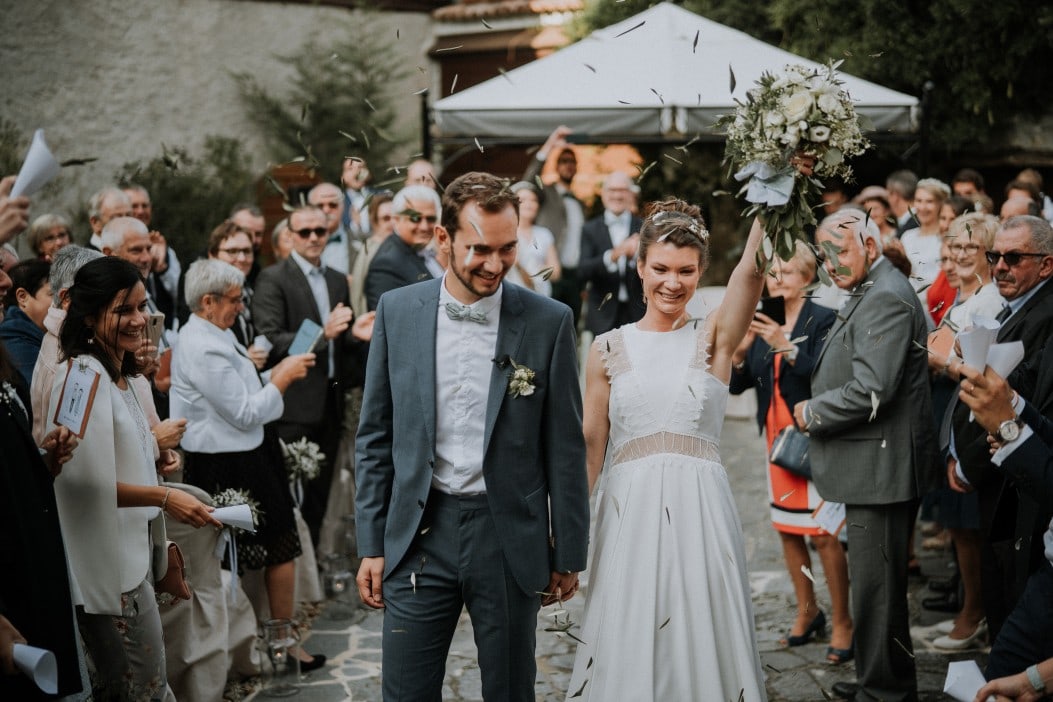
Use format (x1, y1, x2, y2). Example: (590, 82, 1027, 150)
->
(757, 296, 786, 326)
(146, 312, 166, 355)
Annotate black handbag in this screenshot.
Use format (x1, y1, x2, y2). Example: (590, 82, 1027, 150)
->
(769, 426, 812, 480)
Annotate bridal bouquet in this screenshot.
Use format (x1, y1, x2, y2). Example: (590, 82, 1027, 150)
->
(719, 61, 869, 262)
(281, 437, 325, 508)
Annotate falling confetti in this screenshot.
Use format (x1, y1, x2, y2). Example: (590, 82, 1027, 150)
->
(474, 136, 485, 153)
(869, 391, 879, 421)
(693, 30, 700, 53)
(615, 21, 645, 37)
(598, 292, 613, 310)
(729, 64, 737, 93)
(800, 565, 815, 583)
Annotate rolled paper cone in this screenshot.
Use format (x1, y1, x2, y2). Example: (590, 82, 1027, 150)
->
(212, 504, 256, 533)
(13, 643, 58, 695)
(11, 129, 61, 198)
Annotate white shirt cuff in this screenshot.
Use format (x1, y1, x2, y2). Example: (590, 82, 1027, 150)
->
(992, 425, 1035, 466)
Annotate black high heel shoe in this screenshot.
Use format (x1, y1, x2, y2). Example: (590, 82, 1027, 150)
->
(783, 610, 826, 647)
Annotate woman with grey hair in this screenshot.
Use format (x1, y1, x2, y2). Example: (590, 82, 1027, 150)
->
(170, 259, 327, 671)
(27, 213, 71, 261)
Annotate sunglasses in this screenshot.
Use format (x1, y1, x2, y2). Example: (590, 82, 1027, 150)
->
(399, 209, 438, 225)
(985, 250, 1048, 266)
(293, 227, 328, 239)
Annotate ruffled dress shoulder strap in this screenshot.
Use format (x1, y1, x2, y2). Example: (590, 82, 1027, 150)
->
(594, 328, 630, 380)
(687, 320, 712, 372)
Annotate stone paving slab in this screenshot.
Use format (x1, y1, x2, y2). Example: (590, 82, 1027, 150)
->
(245, 417, 984, 700)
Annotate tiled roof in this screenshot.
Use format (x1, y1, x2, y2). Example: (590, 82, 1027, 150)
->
(433, 0, 583, 21)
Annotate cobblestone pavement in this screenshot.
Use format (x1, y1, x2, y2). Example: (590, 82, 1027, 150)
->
(257, 417, 980, 700)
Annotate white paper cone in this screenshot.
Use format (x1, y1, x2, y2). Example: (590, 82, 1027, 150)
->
(13, 643, 58, 695)
(958, 320, 999, 370)
(253, 334, 273, 353)
(942, 659, 987, 702)
(10, 129, 61, 198)
(212, 504, 256, 533)
(986, 340, 1024, 378)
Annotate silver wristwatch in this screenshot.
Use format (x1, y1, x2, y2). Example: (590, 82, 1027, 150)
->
(995, 417, 1024, 443)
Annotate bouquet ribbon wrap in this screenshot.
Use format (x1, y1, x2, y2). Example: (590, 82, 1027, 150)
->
(734, 161, 796, 207)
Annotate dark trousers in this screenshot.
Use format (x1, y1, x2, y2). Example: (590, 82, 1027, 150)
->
(277, 384, 343, 546)
(846, 501, 918, 701)
(380, 490, 540, 701)
(986, 558, 1053, 680)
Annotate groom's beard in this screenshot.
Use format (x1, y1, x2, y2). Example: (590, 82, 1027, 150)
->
(451, 257, 506, 299)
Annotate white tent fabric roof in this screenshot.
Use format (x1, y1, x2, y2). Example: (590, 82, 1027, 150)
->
(433, 2, 918, 142)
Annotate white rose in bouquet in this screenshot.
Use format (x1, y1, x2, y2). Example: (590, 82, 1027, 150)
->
(784, 90, 813, 122)
(817, 92, 843, 116)
(808, 125, 832, 143)
(764, 111, 786, 127)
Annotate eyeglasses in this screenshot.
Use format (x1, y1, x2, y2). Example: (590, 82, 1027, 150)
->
(378, 215, 393, 221)
(293, 227, 328, 239)
(218, 247, 253, 258)
(314, 201, 341, 210)
(399, 209, 438, 225)
(984, 250, 1049, 267)
(949, 243, 981, 255)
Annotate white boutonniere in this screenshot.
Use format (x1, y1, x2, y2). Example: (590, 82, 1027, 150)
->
(506, 359, 536, 398)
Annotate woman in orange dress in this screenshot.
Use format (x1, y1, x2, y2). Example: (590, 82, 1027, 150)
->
(731, 241, 853, 663)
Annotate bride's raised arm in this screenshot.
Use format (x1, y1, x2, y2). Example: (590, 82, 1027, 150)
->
(708, 216, 768, 376)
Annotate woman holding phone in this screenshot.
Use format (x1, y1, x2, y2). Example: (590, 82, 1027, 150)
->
(730, 241, 853, 663)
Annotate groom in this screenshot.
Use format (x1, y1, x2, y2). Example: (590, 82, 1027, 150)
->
(355, 171, 590, 701)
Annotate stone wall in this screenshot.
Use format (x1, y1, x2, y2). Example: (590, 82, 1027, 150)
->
(0, 0, 433, 225)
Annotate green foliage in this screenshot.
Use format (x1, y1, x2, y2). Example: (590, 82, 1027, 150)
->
(577, 0, 1053, 152)
(233, 13, 407, 185)
(114, 136, 256, 259)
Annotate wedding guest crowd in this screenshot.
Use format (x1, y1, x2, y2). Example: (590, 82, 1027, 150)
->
(4, 142, 1053, 702)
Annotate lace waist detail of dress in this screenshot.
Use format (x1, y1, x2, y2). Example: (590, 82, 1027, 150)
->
(611, 431, 719, 466)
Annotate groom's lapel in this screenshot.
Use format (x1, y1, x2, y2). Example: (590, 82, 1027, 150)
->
(483, 284, 525, 455)
(413, 281, 440, 451)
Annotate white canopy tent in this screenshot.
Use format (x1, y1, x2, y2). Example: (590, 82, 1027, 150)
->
(433, 2, 918, 144)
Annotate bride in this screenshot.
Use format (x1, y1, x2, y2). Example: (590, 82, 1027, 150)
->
(566, 198, 770, 701)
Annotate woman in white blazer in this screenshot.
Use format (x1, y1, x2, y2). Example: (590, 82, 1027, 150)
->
(49, 257, 220, 700)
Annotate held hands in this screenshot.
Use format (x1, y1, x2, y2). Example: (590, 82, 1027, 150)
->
(156, 449, 181, 476)
(164, 488, 222, 528)
(541, 571, 580, 607)
(152, 418, 187, 451)
(957, 364, 1016, 435)
(246, 344, 269, 370)
(611, 233, 640, 262)
(40, 426, 78, 477)
(749, 312, 785, 350)
(352, 310, 376, 341)
(149, 231, 169, 273)
(0, 175, 30, 245)
(356, 556, 385, 609)
(0, 614, 27, 675)
(540, 125, 573, 159)
(324, 302, 353, 340)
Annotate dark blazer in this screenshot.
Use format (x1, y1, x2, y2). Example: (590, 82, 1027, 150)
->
(364, 234, 432, 312)
(0, 383, 82, 698)
(253, 256, 363, 425)
(808, 258, 938, 503)
(578, 214, 645, 335)
(730, 300, 836, 433)
(355, 280, 589, 595)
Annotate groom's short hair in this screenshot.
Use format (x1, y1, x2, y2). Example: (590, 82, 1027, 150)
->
(440, 172, 519, 239)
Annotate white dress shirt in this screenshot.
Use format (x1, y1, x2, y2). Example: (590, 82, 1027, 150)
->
(290, 250, 336, 378)
(602, 210, 632, 302)
(432, 277, 503, 495)
(321, 227, 351, 274)
(170, 314, 283, 453)
(557, 184, 585, 269)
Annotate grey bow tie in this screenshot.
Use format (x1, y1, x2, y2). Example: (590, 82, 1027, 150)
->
(445, 302, 487, 324)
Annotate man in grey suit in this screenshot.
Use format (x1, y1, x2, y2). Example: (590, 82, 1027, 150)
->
(794, 210, 937, 701)
(364, 185, 443, 311)
(355, 172, 589, 701)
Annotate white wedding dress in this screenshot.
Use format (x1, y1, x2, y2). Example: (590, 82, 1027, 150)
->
(567, 323, 767, 701)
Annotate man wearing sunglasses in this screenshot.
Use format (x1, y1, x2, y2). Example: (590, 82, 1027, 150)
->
(364, 185, 443, 312)
(254, 204, 375, 545)
(950, 214, 1053, 645)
